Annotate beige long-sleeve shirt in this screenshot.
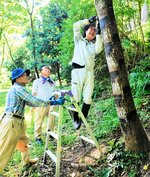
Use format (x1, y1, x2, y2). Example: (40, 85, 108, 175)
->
(32, 77, 55, 101)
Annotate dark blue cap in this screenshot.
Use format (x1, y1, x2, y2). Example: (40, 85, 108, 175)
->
(12, 68, 30, 82)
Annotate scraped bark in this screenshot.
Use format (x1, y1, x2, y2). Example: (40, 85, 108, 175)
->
(95, 0, 149, 152)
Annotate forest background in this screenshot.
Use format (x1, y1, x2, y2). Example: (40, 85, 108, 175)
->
(0, 0, 150, 177)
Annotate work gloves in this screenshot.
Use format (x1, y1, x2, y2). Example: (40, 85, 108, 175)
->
(50, 96, 65, 106)
(89, 16, 101, 34)
(89, 16, 97, 23)
(49, 95, 56, 100)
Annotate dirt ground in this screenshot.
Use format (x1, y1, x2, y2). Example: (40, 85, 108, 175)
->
(20, 126, 150, 177)
(21, 142, 105, 177)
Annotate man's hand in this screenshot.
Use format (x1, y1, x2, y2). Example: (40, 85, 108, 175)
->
(50, 96, 65, 106)
(89, 16, 97, 23)
(49, 95, 56, 100)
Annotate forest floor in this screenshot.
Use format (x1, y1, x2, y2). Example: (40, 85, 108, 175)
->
(18, 122, 150, 177)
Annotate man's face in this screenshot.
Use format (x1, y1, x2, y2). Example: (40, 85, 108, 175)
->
(41, 66, 51, 78)
(85, 26, 96, 41)
(16, 72, 29, 85)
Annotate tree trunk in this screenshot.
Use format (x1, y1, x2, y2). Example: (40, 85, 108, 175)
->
(94, 0, 149, 152)
(3, 34, 17, 67)
(141, 2, 149, 24)
(29, 13, 39, 78)
(24, 0, 39, 78)
(137, 0, 146, 53)
(0, 41, 5, 73)
(56, 62, 62, 86)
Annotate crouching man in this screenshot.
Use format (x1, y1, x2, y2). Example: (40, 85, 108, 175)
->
(0, 68, 65, 172)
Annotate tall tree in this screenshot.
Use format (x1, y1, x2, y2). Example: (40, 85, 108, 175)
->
(0, 0, 27, 71)
(95, 0, 149, 152)
(24, 0, 39, 78)
(32, 1, 68, 85)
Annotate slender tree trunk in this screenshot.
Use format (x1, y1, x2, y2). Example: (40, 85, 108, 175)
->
(120, 0, 124, 32)
(137, 0, 146, 53)
(95, 0, 149, 152)
(3, 34, 17, 67)
(141, 1, 149, 24)
(56, 62, 62, 86)
(0, 41, 5, 73)
(29, 13, 39, 78)
(126, 0, 132, 32)
(24, 0, 39, 78)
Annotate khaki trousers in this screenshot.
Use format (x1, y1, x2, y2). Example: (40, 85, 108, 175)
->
(0, 116, 30, 172)
(34, 106, 56, 138)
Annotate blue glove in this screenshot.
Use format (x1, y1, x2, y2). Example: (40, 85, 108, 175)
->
(50, 96, 65, 106)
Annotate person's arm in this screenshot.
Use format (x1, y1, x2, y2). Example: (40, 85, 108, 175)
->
(17, 86, 49, 107)
(95, 35, 103, 54)
(73, 19, 89, 42)
(95, 20, 103, 54)
(16, 87, 65, 107)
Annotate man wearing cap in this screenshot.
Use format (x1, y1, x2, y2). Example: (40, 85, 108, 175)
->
(70, 16, 103, 129)
(32, 65, 56, 144)
(0, 68, 65, 172)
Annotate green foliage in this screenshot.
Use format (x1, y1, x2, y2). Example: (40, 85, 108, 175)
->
(30, 2, 67, 69)
(93, 53, 111, 99)
(58, 0, 96, 69)
(61, 134, 76, 145)
(1, 1, 150, 176)
(145, 22, 150, 49)
(61, 65, 72, 82)
(89, 166, 112, 177)
(129, 56, 150, 96)
(93, 78, 111, 100)
(91, 98, 119, 139)
(89, 138, 147, 177)
(106, 149, 146, 177)
(4, 45, 31, 70)
(114, 0, 136, 26)
(0, 0, 28, 34)
(0, 68, 11, 90)
(0, 90, 7, 113)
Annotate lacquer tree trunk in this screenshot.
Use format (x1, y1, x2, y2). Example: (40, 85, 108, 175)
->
(95, 0, 149, 152)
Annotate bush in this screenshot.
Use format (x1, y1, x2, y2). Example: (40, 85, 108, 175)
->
(129, 56, 150, 96)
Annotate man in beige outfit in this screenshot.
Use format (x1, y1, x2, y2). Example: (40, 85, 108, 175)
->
(0, 68, 65, 173)
(32, 65, 56, 144)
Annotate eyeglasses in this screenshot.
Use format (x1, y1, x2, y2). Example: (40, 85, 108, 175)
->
(20, 73, 27, 77)
(89, 27, 96, 32)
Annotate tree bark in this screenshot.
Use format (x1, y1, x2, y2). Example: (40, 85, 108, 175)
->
(94, 0, 149, 152)
(56, 62, 62, 86)
(3, 34, 17, 67)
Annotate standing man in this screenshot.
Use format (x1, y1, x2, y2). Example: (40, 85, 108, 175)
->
(71, 16, 103, 129)
(0, 68, 65, 172)
(32, 65, 56, 144)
